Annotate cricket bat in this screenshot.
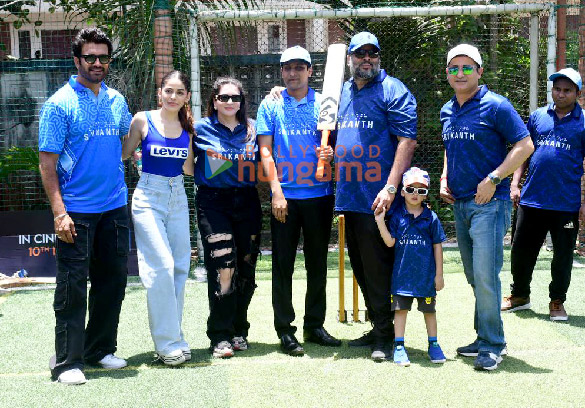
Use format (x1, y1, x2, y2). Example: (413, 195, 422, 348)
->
(316, 43, 347, 180)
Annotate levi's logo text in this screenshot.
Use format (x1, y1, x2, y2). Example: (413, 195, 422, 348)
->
(150, 145, 189, 159)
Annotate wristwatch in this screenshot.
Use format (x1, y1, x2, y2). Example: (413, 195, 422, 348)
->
(384, 184, 397, 194)
(488, 172, 502, 186)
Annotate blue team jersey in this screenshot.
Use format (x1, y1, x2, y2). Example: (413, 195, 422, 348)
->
(520, 104, 585, 212)
(389, 204, 447, 297)
(141, 111, 190, 178)
(440, 85, 530, 201)
(335, 70, 417, 214)
(38, 76, 132, 213)
(193, 115, 257, 188)
(255, 88, 333, 199)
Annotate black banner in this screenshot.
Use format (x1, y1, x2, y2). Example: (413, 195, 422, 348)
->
(0, 210, 138, 277)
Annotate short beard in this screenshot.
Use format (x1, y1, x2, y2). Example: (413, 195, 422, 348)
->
(78, 64, 108, 84)
(350, 60, 381, 80)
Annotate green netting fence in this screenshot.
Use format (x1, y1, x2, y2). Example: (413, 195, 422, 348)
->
(2, 0, 584, 249)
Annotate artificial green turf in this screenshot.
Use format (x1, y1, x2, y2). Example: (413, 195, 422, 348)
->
(2, 247, 585, 407)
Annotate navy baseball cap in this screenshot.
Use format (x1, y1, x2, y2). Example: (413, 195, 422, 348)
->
(348, 32, 380, 54)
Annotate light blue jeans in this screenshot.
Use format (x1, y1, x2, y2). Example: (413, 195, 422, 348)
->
(132, 172, 191, 355)
(454, 197, 511, 355)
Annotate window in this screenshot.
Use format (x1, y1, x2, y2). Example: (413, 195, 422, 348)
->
(18, 31, 31, 59)
(268, 25, 280, 53)
(41, 30, 77, 59)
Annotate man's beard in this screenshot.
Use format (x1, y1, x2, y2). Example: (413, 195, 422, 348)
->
(350, 60, 380, 80)
(78, 64, 108, 84)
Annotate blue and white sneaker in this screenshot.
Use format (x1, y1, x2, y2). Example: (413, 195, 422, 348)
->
(473, 351, 503, 371)
(428, 341, 446, 363)
(393, 345, 410, 366)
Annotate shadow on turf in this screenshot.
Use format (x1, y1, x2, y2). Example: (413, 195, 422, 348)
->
(513, 309, 585, 328)
(126, 349, 214, 368)
(456, 354, 552, 374)
(85, 367, 140, 380)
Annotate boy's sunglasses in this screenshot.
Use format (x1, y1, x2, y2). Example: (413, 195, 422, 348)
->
(81, 54, 112, 64)
(403, 186, 428, 195)
(215, 94, 242, 103)
(447, 65, 475, 76)
(352, 49, 380, 59)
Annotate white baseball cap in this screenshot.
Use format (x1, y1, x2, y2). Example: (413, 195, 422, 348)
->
(403, 167, 430, 188)
(447, 44, 483, 67)
(280, 46, 311, 66)
(549, 68, 582, 90)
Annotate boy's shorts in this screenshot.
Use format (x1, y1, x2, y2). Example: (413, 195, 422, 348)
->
(391, 294, 436, 313)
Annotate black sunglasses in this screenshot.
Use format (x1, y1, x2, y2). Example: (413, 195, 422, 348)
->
(352, 49, 380, 59)
(403, 186, 428, 195)
(80, 54, 112, 64)
(215, 94, 242, 103)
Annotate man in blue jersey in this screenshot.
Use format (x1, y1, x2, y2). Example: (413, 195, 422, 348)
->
(335, 32, 418, 361)
(439, 44, 534, 371)
(502, 68, 585, 322)
(257, 46, 341, 356)
(39, 28, 132, 385)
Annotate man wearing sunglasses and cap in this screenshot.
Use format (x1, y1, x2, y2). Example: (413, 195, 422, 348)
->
(502, 68, 585, 322)
(257, 46, 340, 356)
(439, 44, 534, 371)
(335, 32, 418, 361)
(38, 28, 132, 384)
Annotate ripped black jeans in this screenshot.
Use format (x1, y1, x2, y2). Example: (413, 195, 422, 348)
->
(196, 185, 262, 345)
(51, 205, 129, 380)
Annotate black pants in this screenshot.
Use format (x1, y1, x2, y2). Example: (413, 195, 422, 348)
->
(196, 186, 262, 344)
(271, 195, 334, 337)
(344, 211, 395, 341)
(510, 205, 579, 302)
(51, 205, 129, 380)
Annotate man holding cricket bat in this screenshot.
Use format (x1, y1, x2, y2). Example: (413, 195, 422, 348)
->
(335, 32, 418, 361)
(256, 46, 341, 356)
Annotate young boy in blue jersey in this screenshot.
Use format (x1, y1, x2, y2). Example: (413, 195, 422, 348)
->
(375, 167, 447, 366)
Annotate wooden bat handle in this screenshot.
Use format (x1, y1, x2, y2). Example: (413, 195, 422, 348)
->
(316, 129, 330, 180)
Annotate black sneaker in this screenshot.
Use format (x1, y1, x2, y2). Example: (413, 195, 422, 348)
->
(371, 342, 391, 362)
(457, 340, 508, 357)
(456, 340, 480, 357)
(348, 330, 374, 348)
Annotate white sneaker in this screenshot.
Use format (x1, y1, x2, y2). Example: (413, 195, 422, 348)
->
(211, 341, 234, 358)
(158, 349, 186, 366)
(57, 368, 87, 385)
(97, 354, 127, 369)
(232, 336, 248, 351)
(181, 347, 192, 361)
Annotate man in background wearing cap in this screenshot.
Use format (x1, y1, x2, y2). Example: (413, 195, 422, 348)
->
(439, 44, 534, 371)
(256, 45, 341, 356)
(335, 31, 418, 361)
(501, 68, 585, 322)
